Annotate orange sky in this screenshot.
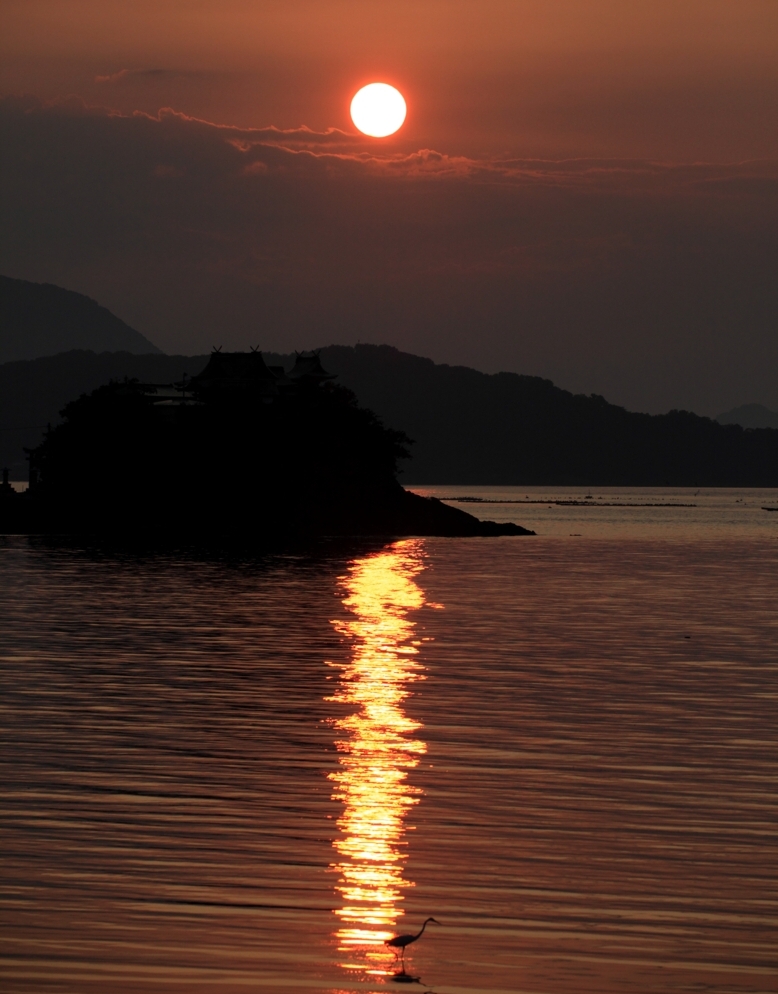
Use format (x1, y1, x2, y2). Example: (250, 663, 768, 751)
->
(3, 0, 778, 159)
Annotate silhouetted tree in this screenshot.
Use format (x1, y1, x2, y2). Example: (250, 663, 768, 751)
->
(30, 374, 415, 539)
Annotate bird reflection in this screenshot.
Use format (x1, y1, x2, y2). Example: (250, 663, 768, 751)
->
(327, 540, 429, 977)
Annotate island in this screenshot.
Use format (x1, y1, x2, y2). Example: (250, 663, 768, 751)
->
(0, 351, 533, 543)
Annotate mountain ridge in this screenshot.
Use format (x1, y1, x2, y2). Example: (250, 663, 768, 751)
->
(1, 344, 777, 485)
(716, 403, 778, 430)
(0, 275, 161, 363)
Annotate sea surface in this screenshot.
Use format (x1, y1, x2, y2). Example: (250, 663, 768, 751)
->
(1, 488, 777, 993)
(410, 484, 778, 540)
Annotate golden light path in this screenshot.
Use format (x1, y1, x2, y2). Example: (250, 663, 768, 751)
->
(327, 540, 431, 978)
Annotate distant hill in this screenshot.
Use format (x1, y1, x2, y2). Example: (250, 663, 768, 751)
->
(0, 275, 161, 363)
(716, 403, 778, 430)
(2, 344, 778, 485)
(288, 346, 778, 486)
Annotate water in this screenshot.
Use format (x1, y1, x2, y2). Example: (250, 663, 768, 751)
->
(409, 485, 778, 539)
(1, 491, 777, 993)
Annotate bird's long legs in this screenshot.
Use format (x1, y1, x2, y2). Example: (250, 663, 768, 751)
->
(389, 946, 407, 974)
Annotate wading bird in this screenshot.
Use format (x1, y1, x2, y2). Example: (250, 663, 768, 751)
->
(385, 918, 441, 970)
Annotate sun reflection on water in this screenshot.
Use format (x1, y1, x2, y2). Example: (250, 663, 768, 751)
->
(327, 540, 430, 976)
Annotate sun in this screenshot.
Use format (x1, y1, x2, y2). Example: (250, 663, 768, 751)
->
(350, 83, 406, 138)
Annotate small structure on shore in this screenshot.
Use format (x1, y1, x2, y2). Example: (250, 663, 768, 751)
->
(143, 350, 338, 407)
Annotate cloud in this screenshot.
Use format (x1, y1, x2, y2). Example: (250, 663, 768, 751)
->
(1, 95, 777, 415)
(95, 68, 197, 85)
(95, 69, 131, 84)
